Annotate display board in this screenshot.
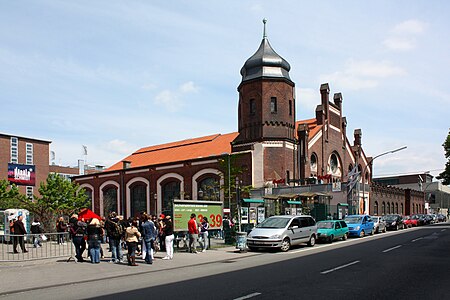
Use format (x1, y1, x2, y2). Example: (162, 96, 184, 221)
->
(173, 200, 223, 232)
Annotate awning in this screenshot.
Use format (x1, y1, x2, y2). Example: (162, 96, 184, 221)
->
(278, 193, 300, 199)
(338, 203, 349, 206)
(242, 198, 264, 203)
(287, 200, 302, 205)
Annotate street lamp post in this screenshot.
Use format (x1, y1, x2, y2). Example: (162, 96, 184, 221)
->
(361, 146, 407, 214)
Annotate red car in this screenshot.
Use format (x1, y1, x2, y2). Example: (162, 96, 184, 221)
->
(403, 215, 418, 227)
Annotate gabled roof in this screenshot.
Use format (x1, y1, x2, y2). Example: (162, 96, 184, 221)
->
(295, 118, 322, 140)
(107, 132, 239, 171)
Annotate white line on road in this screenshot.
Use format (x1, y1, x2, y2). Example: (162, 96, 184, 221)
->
(411, 237, 423, 242)
(441, 229, 446, 232)
(234, 292, 262, 300)
(320, 260, 360, 274)
(382, 245, 402, 253)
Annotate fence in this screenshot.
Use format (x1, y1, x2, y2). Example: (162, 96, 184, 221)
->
(0, 232, 74, 262)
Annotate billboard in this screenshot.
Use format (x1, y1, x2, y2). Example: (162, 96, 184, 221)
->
(7, 163, 36, 186)
(173, 200, 223, 232)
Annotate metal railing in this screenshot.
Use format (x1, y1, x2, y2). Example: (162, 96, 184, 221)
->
(0, 232, 74, 262)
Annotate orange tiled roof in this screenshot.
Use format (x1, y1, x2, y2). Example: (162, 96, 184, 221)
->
(295, 119, 322, 140)
(107, 132, 239, 171)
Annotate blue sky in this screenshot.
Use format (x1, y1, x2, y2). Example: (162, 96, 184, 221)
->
(1, 1, 448, 179)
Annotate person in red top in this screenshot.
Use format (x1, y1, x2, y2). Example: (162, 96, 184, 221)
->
(187, 213, 199, 253)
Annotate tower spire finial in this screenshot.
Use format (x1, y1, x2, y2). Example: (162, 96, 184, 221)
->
(263, 18, 267, 39)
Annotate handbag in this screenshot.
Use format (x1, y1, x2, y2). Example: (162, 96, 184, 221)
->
(41, 234, 48, 241)
(153, 240, 160, 252)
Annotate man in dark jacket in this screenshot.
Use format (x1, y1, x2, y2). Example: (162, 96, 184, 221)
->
(140, 213, 157, 264)
(13, 215, 28, 253)
(104, 212, 124, 263)
(30, 218, 44, 248)
(69, 215, 87, 262)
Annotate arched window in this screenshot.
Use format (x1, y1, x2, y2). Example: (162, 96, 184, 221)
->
(198, 177, 220, 201)
(400, 203, 404, 215)
(374, 201, 378, 215)
(310, 153, 318, 175)
(387, 202, 391, 214)
(395, 203, 399, 214)
(391, 203, 395, 214)
(83, 188, 93, 210)
(130, 183, 147, 218)
(382, 202, 386, 215)
(103, 186, 118, 217)
(162, 181, 180, 216)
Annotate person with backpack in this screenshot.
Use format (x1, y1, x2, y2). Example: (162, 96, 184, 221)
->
(69, 214, 87, 263)
(105, 212, 124, 264)
(30, 218, 44, 248)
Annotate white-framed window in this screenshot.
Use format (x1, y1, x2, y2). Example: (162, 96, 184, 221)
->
(26, 186, 33, 199)
(26, 143, 33, 164)
(11, 137, 18, 163)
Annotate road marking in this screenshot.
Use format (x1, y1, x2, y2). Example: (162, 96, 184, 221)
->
(382, 245, 402, 253)
(411, 237, 423, 242)
(234, 292, 262, 300)
(441, 229, 446, 232)
(320, 260, 360, 274)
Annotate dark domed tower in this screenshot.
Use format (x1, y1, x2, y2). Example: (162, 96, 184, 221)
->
(232, 19, 296, 188)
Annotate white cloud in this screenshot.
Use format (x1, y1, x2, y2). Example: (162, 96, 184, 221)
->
(152, 81, 199, 112)
(392, 20, 426, 35)
(384, 19, 427, 51)
(296, 88, 320, 112)
(319, 60, 405, 90)
(106, 139, 137, 155)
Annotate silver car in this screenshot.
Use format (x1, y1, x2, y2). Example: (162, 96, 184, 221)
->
(371, 216, 386, 234)
(247, 215, 317, 252)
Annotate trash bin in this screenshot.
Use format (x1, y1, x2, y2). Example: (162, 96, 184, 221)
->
(236, 232, 247, 251)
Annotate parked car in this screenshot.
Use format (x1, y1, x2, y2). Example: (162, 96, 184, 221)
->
(404, 215, 418, 227)
(371, 216, 386, 233)
(412, 214, 426, 226)
(437, 214, 447, 222)
(344, 215, 374, 238)
(246, 215, 317, 252)
(317, 220, 349, 243)
(384, 214, 405, 230)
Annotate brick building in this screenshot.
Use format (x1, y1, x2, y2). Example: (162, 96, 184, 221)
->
(73, 25, 374, 219)
(0, 133, 50, 198)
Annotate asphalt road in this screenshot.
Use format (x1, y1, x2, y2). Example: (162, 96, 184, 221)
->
(2, 224, 449, 299)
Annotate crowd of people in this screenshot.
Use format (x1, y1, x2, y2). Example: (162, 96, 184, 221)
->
(62, 211, 210, 266)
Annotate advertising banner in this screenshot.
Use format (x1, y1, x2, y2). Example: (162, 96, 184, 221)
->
(7, 163, 36, 186)
(173, 200, 223, 232)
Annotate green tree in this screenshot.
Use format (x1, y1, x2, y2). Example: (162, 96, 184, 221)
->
(438, 129, 450, 185)
(24, 173, 90, 231)
(0, 179, 28, 209)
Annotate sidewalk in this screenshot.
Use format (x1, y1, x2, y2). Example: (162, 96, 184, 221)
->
(0, 238, 258, 296)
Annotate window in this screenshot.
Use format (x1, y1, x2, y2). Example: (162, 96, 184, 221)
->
(270, 97, 277, 113)
(289, 100, 292, 116)
(103, 187, 118, 217)
(26, 186, 33, 199)
(130, 184, 147, 218)
(310, 153, 318, 173)
(198, 177, 220, 201)
(26, 143, 33, 164)
(335, 222, 341, 229)
(374, 201, 378, 215)
(11, 137, 18, 163)
(250, 99, 256, 115)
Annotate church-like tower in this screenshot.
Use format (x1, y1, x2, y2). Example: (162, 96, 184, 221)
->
(232, 20, 296, 188)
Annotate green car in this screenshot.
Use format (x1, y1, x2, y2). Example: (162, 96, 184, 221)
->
(316, 220, 349, 243)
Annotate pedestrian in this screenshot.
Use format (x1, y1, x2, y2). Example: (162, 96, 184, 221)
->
(188, 213, 199, 254)
(13, 214, 28, 253)
(162, 215, 174, 260)
(56, 216, 68, 244)
(69, 214, 87, 263)
(140, 213, 157, 264)
(200, 216, 209, 252)
(125, 219, 141, 266)
(87, 218, 103, 264)
(158, 214, 166, 251)
(105, 212, 124, 263)
(30, 218, 44, 248)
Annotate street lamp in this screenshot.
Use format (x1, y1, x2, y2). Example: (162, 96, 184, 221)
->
(362, 146, 407, 214)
